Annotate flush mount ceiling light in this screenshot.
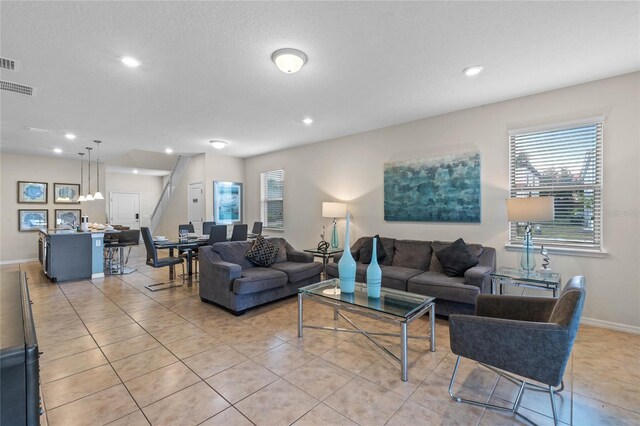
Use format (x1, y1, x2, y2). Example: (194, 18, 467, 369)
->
(209, 140, 227, 150)
(132, 169, 139, 174)
(271, 48, 307, 74)
(463, 65, 484, 77)
(64, 133, 76, 140)
(165, 148, 173, 154)
(121, 56, 141, 68)
(302, 117, 314, 125)
(53, 148, 62, 154)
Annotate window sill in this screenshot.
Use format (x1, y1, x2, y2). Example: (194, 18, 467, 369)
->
(505, 243, 607, 258)
(264, 227, 284, 232)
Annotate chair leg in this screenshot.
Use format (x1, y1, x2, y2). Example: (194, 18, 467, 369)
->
(549, 385, 559, 426)
(144, 263, 185, 292)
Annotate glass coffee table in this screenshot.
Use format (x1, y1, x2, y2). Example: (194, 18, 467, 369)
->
(298, 279, 435, 382)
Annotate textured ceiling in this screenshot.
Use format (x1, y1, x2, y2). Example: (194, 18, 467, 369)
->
(1, 1, 638, 163)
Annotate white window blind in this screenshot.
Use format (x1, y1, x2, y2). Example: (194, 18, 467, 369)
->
(509, 121, 603, 250)
(260, 169, 284, 230)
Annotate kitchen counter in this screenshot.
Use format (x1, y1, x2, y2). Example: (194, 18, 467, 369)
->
(38, 230, 106, 282)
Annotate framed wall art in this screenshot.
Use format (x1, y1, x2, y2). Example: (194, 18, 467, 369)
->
(18, 181, 48, 203)
(55, 209, 81, 228)
(213, 181, 243, 224)
(53, 183, 81, 204)
(19, 209, 48, 232)
(384, 151, 481, 223)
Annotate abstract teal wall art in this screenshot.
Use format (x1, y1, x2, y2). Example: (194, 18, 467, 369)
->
(384, 152, 481, 222)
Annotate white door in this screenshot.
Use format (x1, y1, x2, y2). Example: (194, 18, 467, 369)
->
(188, 182, 204, 235)
(110, 192, 141, 229)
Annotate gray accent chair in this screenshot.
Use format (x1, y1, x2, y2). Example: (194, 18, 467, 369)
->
(327, 237, 496, 316)
(448, 276, 586, 425)
(199, 238, 322, 315)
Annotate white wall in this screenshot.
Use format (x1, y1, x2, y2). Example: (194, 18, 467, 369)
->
(244, 72, 640, 329)
(155, 152, 245, 239)
(105, 172, 164, 228)
(0, 153, 107, 262)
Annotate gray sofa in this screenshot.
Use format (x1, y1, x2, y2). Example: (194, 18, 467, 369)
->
(199, 238, 322, 315)
(327, 237, 496, 317)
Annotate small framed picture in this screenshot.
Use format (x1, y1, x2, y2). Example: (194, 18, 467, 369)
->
(55, 209, 81, 228)
(53, 183, 81, 204)
(19, 209, 48, 232)
(18, 181, 48, 203)
(213, 181, 243, 224)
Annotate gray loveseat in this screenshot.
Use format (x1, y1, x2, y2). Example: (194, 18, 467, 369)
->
(326, 237, 496, 317)
(199, 238, 322, 315)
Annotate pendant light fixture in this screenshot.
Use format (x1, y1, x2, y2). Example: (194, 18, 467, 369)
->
(85, 147, 94, 201)
(93, 140, 104, 200)
(78, 153, 86, 202)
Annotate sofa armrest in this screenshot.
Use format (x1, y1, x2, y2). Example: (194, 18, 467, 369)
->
(464, 265, 492, 290)
(449, 314, 568, 386)
(475, 294, 556, 322)
(287, 250, 313, 263)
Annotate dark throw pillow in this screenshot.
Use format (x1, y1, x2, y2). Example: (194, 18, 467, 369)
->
(359, 235, 387, 264)
(435, 238, 479, 277)
(245, 235, 279, 267)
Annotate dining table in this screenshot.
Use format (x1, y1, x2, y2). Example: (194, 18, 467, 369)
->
(154, 236, 209, 280)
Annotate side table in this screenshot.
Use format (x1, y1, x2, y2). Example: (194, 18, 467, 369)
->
(491, 267, 562, 297)
(303, 248, 344, 279)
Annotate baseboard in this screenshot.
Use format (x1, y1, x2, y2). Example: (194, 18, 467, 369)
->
(91, 273, 105, 279)
(581, 316, 640, 335)
(0, 258, 39, 265)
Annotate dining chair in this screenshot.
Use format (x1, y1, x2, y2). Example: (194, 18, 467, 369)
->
(230, 224, 248, 241)
(251, 221, 263, 236)
(178, 223, 195, 234)
(208, 225, 228, 245)
(141, 227, 185, 291)
(202, 221, 216, 237)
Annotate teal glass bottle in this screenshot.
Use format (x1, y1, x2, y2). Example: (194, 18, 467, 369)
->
(520, 227, 536, 271)
(366, 238, 382, 298)
(338, 212, 356, 293)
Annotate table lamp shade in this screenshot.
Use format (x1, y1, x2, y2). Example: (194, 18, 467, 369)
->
(506, 197, 554, 222)
(322, 202, 347, 218)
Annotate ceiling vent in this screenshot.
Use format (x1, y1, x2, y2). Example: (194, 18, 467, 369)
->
(1, 80, 36, 96)
(0, 57, 19, 71)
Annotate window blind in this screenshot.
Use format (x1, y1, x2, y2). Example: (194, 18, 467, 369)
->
(509, 121, 603, 250)
(260, 169, 284, 230)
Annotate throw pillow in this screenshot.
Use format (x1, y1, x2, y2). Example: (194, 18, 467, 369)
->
(435, 238, 479, 277)
(245, 235, 279, 267)
(359, 235, 387, 264)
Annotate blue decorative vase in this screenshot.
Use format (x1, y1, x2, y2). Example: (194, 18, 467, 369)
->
(366, 238, 382, 298)
(520, 231, 535, 271)
(338, 212, 356, 293)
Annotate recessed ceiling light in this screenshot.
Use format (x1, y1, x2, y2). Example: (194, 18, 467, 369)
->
(53, 148, 63, 154)
(209, 140, 227, 150)
(271, 48, 308, 74)
(165, 148, 173, 154)
(463, 65, 484, 77)
(121, 56, 141, 68)
(65, 133, 76, 140)
(302, 117, 314, 125)
(132, 169, 139, 174)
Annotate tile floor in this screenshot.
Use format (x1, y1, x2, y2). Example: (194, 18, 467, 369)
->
(4, 247, 639, 425)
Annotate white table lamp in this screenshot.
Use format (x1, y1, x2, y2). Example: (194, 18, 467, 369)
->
(506, 196, 554, 271)
(322, 202, 347, 249)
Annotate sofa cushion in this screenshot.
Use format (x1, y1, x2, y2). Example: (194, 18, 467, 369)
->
(245, 236, 279, 267)
(435, 238, 479, 277)
(379, 237, 396, 266)
(430, 241, 484, 274)
(359, 235, 386, 264)
(392, 240, 432, 271)
(380, 265, 424, 291)
(271, 261, 322, 284)
(408, 272, 479, 305)
(213, 241, 255, 269)
(326, 261, 368, 281)
(267, 238, 289, 263)
(232, 268, 288, 295)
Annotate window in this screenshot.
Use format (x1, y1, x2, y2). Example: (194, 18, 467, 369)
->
(509, 119, 603, 251)
(260, 169, 284, 230)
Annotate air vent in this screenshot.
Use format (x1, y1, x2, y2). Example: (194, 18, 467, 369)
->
(1, 80, 35, 96)
(0, 57, 19, 71)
